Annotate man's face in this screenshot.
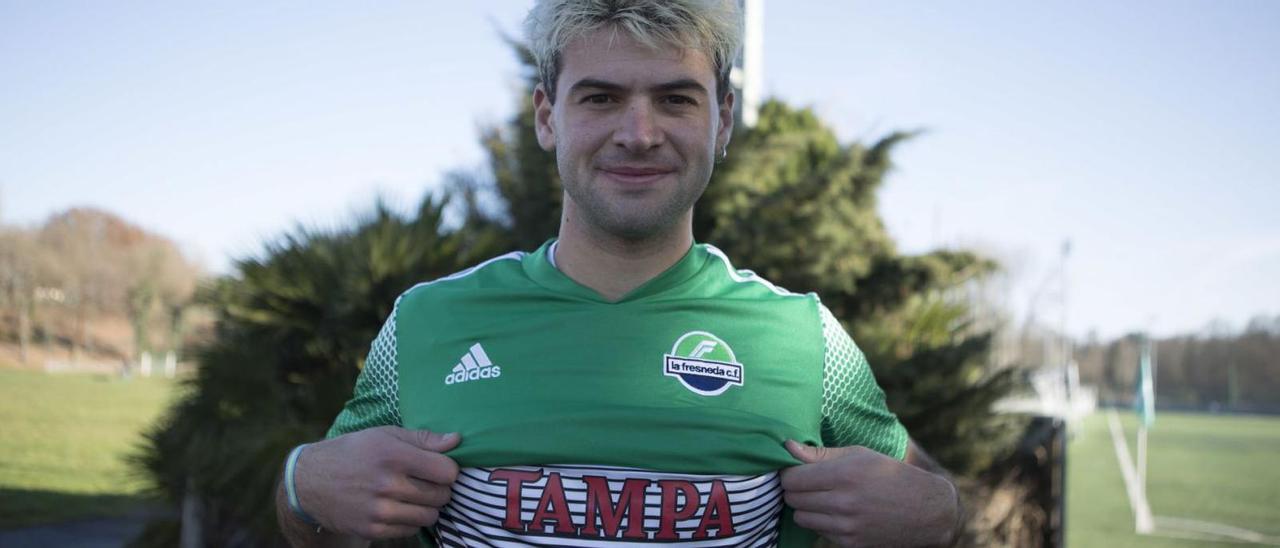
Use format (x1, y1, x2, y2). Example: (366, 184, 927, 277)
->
(534, 28, 734, 241)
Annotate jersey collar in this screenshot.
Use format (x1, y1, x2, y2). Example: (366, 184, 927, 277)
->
(523, 239, 711, 303)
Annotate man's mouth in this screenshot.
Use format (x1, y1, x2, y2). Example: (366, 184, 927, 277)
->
(598, 166, 676, 185)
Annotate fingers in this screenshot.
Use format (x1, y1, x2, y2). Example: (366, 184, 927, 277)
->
(403, 476, 454, 507)
(791, 509, 854, 538)
(358, 523, 421, 540)
(415, 430, 462, 453)
(782, 442, 960, 547)
(370, 499, 441, 528)
(379, 428, 461, 485)
(784, 474, 865, 545)
(387, 428, 461, 453)
(397, 448, 460, 486)
(780, 459, 843, 493)
(785, 439, 855, 464)
(371, 473, 454, 508)
(355, 440, 453, 539)
(783, 489, 844, 512)
(354, 501, 440, 539)
(296, 428, 462, 540)
(781, 442, 890, 493)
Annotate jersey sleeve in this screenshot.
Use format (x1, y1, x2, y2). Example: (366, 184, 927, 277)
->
(326, 306, 403, 438)
(818, 301, 909, 460)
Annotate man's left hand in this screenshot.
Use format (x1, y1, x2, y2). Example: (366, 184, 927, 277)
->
(781, 440, 959, 547)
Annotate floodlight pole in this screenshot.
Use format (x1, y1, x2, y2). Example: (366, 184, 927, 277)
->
(1059, 240, 1071, 398)
(732, 0, 764, 128)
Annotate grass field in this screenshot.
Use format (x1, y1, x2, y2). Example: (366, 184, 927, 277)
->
(0, 368, 181, 528)
(1067, 410, 1280, 547)
(4, 366, 1276, 544)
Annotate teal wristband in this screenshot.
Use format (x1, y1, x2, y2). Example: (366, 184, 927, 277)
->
(284, 443, 319, 526)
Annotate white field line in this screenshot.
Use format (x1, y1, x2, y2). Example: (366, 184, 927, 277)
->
(1148, 528, 1271, 546)
(1106, 410, 1154, 533)
(1106, 410, 1280, 545)
(1154, 517, 1280, 546)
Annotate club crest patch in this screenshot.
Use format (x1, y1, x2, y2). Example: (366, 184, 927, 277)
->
(663, 331, 744, 396)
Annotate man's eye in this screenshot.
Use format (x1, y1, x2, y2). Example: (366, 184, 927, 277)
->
(663, 95, 698, 106)
(582, 94, 613, 105)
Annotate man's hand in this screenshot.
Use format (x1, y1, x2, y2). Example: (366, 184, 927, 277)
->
(781, 440, 959, 547)
(289, 427, 461, 541)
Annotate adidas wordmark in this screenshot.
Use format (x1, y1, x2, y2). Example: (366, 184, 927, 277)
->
(444, 343, 501, 385)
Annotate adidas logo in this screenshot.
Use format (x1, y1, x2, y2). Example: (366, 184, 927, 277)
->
(444, 343, 502, 385)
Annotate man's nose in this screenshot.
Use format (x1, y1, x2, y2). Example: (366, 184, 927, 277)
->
(613, 100, 663, 152)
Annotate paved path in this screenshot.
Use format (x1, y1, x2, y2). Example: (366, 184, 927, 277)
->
(0, 515, 155, 548)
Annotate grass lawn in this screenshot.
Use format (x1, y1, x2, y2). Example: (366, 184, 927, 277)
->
(1067, 410, 1280, 547)
(0, 368, 181, 528)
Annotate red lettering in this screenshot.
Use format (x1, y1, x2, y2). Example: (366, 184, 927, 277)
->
(693, 480, 734, 538)
(581, 476, 650, 539)
(488, 469, 542, 531)
(655, 480, 700, 540)
(489, 469, 739, 542)
(529, 472, 576, 534)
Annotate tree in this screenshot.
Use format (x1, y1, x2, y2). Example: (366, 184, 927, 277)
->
(476, 40, 562, 250)
(33, 208, 202, 365)
(1077, 320, 1280, 413)
(133, 198, 507, 546)
(0, 227, 44, 364)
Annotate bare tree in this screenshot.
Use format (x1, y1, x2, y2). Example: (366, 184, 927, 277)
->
(29, 208, 203, 367)
(0, 227, 41, 363)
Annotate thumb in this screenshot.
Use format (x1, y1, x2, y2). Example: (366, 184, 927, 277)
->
(393, 428, 461, 453)
(785, 439, 856, 464)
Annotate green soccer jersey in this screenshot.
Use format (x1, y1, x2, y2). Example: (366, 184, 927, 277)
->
(328, 240, 908, 547)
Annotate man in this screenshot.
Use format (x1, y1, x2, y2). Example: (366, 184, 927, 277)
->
(277, 1, 961, 546)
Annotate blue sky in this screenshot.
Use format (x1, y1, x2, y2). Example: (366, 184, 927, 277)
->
(2, 1, 1277, 339)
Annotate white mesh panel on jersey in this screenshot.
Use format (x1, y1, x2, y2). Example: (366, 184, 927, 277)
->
(327, 307, 402, 437)
(818, 302, 903, 452)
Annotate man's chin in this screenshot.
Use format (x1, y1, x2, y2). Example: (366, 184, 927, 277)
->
(589, 211, 680, 242)
(600, 221, 665, 242)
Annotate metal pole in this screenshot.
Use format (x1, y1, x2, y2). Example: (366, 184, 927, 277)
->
(1060, 240, 1071, 393)
(1052, 418, 1066, 547)
(180, 478, 204, 548)
(1135, 426, 1153, 533)
(1137, 426, 1147, 495)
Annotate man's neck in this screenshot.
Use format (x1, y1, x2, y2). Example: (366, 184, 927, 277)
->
(553, 215, 694, 303)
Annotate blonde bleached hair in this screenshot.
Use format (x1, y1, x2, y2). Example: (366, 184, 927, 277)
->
(524, 0, 743, 104)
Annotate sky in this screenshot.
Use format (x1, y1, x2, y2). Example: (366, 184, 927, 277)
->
(2, 1, 1277, 340)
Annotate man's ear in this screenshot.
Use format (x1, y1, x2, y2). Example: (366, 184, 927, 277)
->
(533, 84, 556, 152)
(715, 90, 735, 154)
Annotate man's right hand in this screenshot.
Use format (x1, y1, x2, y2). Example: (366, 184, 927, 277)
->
(291, 426, 461, 540)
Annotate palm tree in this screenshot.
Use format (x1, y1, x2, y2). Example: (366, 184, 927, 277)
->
(132, 197, 508, 546)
